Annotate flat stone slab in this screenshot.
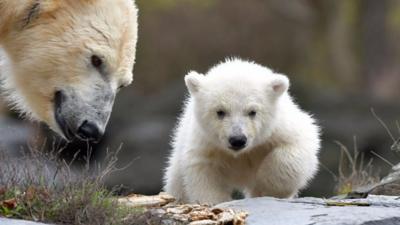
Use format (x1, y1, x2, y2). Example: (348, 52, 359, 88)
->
(2, 195, 400, 225)
(0, 218, 49, 225)
(216, 195, 400, 225)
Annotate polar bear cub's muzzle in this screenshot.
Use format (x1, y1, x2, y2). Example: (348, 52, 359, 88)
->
(227, 124, 248, 151)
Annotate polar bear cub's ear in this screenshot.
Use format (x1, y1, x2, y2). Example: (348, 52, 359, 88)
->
(185, 71, 205, 95)
(269, 74, 290, 97)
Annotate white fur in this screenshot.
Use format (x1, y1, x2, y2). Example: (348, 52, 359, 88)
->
(164, 58, 320, 204)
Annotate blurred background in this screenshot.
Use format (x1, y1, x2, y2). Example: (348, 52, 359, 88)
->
(1, 0, 400, 197)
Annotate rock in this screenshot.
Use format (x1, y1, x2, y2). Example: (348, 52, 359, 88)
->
(118, 192, 176, 208)
(0, 218, 50, 225)
(188, 220, 216, 225)
(369, 163, 400, 196)
(216, 195, 400, 225)
(125, 200, 247, 225)
(345, 162, 400, 197)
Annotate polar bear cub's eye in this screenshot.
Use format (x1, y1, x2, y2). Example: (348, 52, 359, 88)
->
(248, 110, 257, 118)
(216, 110, 226, 119)
(91, 55, 103, 68)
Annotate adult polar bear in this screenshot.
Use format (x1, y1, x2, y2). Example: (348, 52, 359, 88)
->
(0, 0, 138, 141)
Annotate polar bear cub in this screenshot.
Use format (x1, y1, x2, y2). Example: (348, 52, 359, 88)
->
(164, 58, 320, 204)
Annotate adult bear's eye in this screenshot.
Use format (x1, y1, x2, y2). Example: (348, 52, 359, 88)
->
(91, 55, 103, 68)
(217, 110, 226, 119)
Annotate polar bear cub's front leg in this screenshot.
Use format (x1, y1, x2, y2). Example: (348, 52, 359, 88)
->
(182, 163, 233, 204)
(249, 141, 320, 198)
(164, 141, 233, 204)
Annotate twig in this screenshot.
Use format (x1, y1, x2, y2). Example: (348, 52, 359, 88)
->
(371, 108, 396, 142)
(370, 151, 394, 167)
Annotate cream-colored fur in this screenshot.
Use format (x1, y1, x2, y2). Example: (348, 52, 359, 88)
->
(0, 0, 138, 139)
(164, 58, 320, 204)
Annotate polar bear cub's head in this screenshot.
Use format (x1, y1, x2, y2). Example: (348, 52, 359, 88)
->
(1, 0, 138, 141)
(185, 58, 289, 154)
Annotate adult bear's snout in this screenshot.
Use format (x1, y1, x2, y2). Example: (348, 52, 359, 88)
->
(54, 89, 111, 142)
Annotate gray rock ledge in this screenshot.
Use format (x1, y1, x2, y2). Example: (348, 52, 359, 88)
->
(0, 218, 50, 225)
(216, 195, 400, 225)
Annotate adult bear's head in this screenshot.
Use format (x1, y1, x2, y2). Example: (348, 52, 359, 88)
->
(0, 0, 138, 142)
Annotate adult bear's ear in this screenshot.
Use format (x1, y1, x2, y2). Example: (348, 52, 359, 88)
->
(185, 71, 204, 95)
(269, 74, 290, 97)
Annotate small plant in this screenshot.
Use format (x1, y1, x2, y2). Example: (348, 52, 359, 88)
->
(0, 141, 139, 225)
(332, 109, 400, 196)
(334, 137, 380, 195)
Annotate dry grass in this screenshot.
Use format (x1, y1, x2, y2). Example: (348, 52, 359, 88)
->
(334, 137, 380, 195)
(371, 109, 400, 154)
(333, 109, 400, 196)
(0, 141, 140, 225)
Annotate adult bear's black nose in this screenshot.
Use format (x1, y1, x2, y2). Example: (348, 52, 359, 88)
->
(77, 120, 103, 142)
(229, 135, 247, 151)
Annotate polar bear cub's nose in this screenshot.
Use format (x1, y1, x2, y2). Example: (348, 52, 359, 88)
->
(229, 135, 247, 151)
(77, 120, 103, 142)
